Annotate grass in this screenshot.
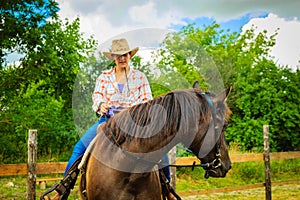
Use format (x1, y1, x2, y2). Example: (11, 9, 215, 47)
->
(0, 159, 299, 199)
(176, 159, 300, 192)
(184, 184, 300, 200)
(0, 174, 80, 200)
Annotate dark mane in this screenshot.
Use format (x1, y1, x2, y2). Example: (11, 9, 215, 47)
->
(105, 89, 212, 145)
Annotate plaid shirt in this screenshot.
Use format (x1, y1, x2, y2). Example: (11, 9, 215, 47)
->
(92, 67, 153, 112)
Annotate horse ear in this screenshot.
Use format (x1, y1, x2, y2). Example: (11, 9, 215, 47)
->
(226, 84, 233, 98)
(215, 84, 232, 102)
(193, 80, 202, 92)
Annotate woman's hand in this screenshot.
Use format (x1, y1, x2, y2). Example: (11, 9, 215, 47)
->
(99, 103, 110, 115)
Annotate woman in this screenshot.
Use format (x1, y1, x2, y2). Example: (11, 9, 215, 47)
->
(65, 38, 153, 175)
(44, 38, 176, 200)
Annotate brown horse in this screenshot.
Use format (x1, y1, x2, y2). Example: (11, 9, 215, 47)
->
(80, 83, 232, 200)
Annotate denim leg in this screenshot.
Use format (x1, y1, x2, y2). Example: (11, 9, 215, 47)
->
(162, 154, 171, 182)
(64, 117, 108, 175)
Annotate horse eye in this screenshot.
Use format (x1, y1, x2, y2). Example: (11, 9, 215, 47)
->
(223, 120, 228, 130)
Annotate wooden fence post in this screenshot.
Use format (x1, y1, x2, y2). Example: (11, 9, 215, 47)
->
(27, 129, 37, 200)
(169, 146, 177, 189)
(263, 125, 272, 200)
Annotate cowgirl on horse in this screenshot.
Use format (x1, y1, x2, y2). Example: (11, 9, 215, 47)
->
(41, 38, 176, 200)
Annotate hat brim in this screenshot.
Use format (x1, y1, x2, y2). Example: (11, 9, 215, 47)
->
(103, 47, 139, 60)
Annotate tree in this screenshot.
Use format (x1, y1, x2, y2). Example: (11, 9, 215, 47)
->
(0, 0, 59, 66)
(0, 12, 97, 163)
(150, 23, 244, 95)
(149, 22, 300, 151)
(228, 60, 300, 151)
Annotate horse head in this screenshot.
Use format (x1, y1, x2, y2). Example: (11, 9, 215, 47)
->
(189, 81, 232, 178)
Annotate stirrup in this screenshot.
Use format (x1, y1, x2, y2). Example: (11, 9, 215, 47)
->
(40, 183, 71, 200)
(40, 170, 78, 200)
(40, 183, 60, 200)
(40, 172, 74, 200)
(40, 155, 83, 200)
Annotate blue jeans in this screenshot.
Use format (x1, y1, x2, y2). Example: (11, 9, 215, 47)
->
(162, 154, 171, 181)
(64, 117, 171, 181)
(64, 116, 107, 175)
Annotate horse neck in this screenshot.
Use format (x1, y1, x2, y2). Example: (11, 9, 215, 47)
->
(115, 114, 200, 157)
(108, 90, 206, 157)
(120, 124, 179, 155)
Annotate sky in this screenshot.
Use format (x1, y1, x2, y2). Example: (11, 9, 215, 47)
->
(55, 0, 300, 71)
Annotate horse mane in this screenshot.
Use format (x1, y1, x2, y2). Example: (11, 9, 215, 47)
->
(104, 89, 212, 146)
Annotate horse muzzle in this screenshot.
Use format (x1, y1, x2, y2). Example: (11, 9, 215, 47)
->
(204, 162, 231, 179)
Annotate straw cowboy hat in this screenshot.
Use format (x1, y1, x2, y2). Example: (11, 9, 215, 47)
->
(103, 38, 139, 60)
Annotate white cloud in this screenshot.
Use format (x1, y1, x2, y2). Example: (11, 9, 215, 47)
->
(57, 0, 183, 44)
(129, 1, 157, 24)
(57, 0, 300, 40)
(242, 13, 300, 71)
(128, 1, 183, 28)
(56, 0, 300, 70)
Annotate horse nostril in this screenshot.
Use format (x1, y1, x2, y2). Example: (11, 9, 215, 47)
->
(229, 165, 232, 170)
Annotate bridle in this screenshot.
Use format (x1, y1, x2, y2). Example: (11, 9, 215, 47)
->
(201, 119, 228, 178)
(190, 93, 227, 178)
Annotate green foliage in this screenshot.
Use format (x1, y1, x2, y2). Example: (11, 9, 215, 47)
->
(151, 22, 300, 152)
(0, 0, 59, 65)
(21, 17, 97, 108)
(0, 81, 79, 163)
(0, 1, 97, 163)
(151, 30, 209, 93)
(228, 60, 300, 151)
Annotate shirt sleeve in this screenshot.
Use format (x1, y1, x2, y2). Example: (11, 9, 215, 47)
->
(92, 74, 106, 112)
(137, 72, 153, 104)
